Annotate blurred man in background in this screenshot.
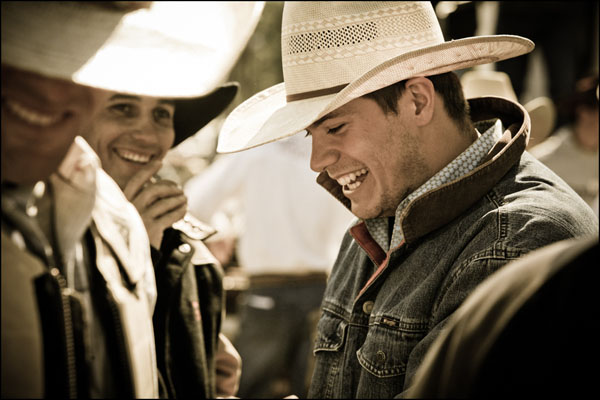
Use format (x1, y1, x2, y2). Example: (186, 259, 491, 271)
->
(530, 72, 599, 209)
(82, 84, 244, 398)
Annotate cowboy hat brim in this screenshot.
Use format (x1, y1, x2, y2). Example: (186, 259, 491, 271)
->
(217, 35, 533, 153)
(1, 1, 264, 98)
(524, 97, 556, 148)
(173, 82, 239, 147)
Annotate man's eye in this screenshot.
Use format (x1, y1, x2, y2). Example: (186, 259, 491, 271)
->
(154, 108, 173, 126)
(327, 124, 345, 134)
(154, 108, 172, 120)
(109, 103, 134, 116)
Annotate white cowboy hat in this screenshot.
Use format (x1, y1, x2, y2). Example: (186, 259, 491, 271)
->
(1, 1, 264, 98)
(217, 1, 534, 153)
(461, 70, 556, 148)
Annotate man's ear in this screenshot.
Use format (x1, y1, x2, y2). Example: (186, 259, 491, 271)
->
(404, 77, 435, 126)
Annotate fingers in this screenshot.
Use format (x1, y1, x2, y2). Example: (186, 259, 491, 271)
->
(144, 193, 187, 220)
(123, 160, 163, 201)
(131, 179, 183, 210)
(135, 190, 187, 248)
(152, 201, 187, 229)
(128, 178, 188, 248)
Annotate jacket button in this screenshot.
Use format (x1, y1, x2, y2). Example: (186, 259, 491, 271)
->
(178, 243, 192, 254)
(362, 301, 374, 314)
(376, 350, 386, 363)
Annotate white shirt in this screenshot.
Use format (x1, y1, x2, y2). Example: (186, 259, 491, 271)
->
(529, 126, 599, 207)
(184, 134, 354, 275)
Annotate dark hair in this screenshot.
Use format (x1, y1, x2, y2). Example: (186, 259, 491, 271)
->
(90, 1, 152, 11)
(363, 71, 474, 135)
(558, 72, 599, 119)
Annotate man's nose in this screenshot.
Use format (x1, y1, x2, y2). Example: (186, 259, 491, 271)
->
(310, 134, 338, 173)
(130, 121, 161, 143)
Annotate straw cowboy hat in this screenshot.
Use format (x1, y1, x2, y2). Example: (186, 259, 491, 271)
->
(460, 70, 556, 148)
(217, 1, 534, 153)
(1, 1, 264, 98)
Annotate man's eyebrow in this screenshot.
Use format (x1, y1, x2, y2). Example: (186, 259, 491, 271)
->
(108, 94, 141, 102)
(309, 109, 342, 130)
(108, 94, 175, 107)
(158, 99, 175, 107)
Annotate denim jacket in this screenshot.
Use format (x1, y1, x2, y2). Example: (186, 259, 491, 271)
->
(308, 97, 599, 398)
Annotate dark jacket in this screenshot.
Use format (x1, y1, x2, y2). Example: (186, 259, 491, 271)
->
(152, 213, 224, 399)
(307, 96, 599, 398)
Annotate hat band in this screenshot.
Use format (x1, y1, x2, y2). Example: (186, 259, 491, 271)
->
(286, 83, 347, 102)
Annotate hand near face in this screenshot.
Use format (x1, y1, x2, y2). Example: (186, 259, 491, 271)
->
(123, 160, 187, 249)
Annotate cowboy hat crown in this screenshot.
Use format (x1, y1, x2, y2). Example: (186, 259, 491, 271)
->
(217, 1, 534, 153)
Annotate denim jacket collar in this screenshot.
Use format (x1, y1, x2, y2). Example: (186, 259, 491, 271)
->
(316, 96, 530, 245)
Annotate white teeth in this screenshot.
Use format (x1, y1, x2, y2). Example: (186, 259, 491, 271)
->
(116, 149, 152, 164)
(347, 181, 361, 190)
(336, 168, 368, 187)
(5, 99, 61, 127)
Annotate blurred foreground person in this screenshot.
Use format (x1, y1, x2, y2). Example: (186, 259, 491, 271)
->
(1, 1, 262, 397)
(82, 84, 244, 398)
(530, 73, 599, 208)
(217, 2, 599, 397)
(407, 234, 598, 398)
(184, 133, 354, 398)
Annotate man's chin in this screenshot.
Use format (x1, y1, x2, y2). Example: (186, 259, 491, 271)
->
(350, 203, 378, 220)
(2, 158, 61, 185)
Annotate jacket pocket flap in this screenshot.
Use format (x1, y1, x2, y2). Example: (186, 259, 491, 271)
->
(356, 322, 425, 378)
(313, 311, 348, 353)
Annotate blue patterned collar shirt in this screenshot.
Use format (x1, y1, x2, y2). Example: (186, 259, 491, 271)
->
(365, 119, 504, 252)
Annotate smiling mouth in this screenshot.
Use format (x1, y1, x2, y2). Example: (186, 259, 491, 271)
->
(114, 148, 154, 164)
(336, 168, 369, 191)
(3, 98, 64, 127)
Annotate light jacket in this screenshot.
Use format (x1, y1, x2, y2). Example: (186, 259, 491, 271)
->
(1, 138, 158, 398)
(307, 97, 599, 398)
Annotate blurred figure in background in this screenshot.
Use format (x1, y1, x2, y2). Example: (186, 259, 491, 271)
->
(184, 133, 354, 398)
(529, 73, 599, 209)
(82, 83, 244, 398)
(79, 3, 264, 397)
(494, 1, 597, 128)
(460, 69, 556, 149)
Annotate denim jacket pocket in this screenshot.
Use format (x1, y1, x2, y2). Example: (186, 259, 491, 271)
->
(313, 311, 348, 353)
(356, 319, 426, 378)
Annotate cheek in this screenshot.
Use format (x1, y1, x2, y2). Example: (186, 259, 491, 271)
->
(160, 130, 175, 155)
(86, 125, 112, 158)
(87, 88, 112, 117)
